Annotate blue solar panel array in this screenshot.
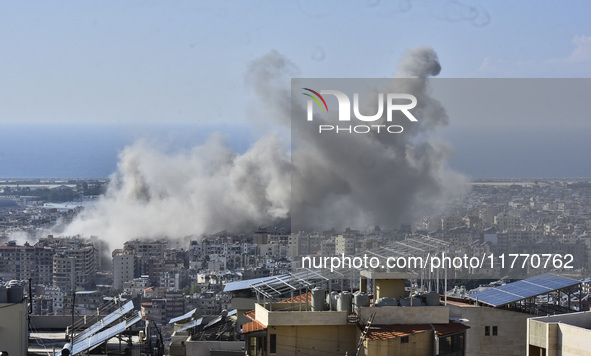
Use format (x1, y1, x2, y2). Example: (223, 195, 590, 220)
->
(467, 273, 580, 307)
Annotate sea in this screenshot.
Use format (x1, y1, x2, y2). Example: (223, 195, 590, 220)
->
(0, 123, 256, 179)
(0, 123, 590, 179)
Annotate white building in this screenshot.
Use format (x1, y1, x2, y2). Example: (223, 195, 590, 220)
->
(335, 235, 355, 255)
(113, 253, 136, 290)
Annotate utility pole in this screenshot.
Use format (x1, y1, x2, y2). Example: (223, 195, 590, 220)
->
(71, 290, 76, 342)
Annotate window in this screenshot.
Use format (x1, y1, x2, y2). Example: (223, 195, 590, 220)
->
(439, 334, 465, 356)
(484, 326, 490, 336)
(401, 336, 409, 343)
(270, 334, 276, 354)
(492, 326, 498, 336)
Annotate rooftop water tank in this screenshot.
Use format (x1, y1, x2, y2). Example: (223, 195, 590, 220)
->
(7, 285, 23, 303)
(337, 291, 353, 315)
(425, 292, 440, 306)
(353, 292, 370, 314)
(0, 286, 7, 304)
(311, 287, 326, 311)
(327, 291, 339, 311)
(399, 297, 422, 306)
(374, 297, 398, 307)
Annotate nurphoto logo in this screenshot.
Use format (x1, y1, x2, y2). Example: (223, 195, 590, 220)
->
(302, 88, 419, 134)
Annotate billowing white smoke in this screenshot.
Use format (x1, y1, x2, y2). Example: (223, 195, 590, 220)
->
(63, 133, 291, 246)
(62, 47, 468, 247)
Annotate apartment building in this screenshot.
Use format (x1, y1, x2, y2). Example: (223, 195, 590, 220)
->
(0, 242, 54, 285)
(242, 270, 468, 356)
(113, 252, 139, 290)
(527, 311, 591, 355)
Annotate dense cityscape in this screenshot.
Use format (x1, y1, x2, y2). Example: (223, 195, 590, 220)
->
(1, 178, 591, 355)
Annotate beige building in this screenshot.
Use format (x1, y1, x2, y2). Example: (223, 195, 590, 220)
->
(527, 311, 591, 356)
(52, 253, 76, 292)
(288, 233, 322, 258)
(0, 292, 28, 355)
(494, 213, 520, 232)
(0, 242, 54, 286)
(447, 299, 531, 355)
(54, 242, 97, 288)
(335, 234, 355, 255)
(241, 271, 468, 356)
(242, 299, 468, 356)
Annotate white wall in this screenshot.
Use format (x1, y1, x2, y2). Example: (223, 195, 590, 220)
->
(0, 303, 28, 356)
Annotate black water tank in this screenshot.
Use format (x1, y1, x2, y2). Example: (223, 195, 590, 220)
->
(7, 285, 23, 303)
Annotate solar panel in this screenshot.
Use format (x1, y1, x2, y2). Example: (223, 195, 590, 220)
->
(468, 273, 580, 307)
(469, 288, 518, 307)
(497, 280, 550, 297)
(178, 317, 203, 332)
(56, 301, 140, 356)
(82, 320, 127, 353)
(73, 301, 134, 343)
(56, 321, 127, 356)
(203, 309, 237, 329)
(529, 273, 580, 290)
(169, 308, 197, 324)
(204, 315, 223, 330)
(126, 310, 142, 326)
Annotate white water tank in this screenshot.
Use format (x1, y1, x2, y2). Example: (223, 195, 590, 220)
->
(327, 291, 339, 311)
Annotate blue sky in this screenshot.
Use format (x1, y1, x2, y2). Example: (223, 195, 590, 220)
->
(1, 0, 590, 125)
(0, 1, 590, 178)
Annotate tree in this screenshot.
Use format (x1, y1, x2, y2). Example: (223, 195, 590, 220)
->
(182, 283, 201, 295)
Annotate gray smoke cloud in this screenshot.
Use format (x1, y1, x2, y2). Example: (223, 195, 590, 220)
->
(396, 46, 442, 78)
(62, 47, 467, 247)
(286, 47, 468, 231)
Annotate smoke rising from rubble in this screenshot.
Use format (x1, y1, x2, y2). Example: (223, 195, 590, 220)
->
(61, 47, 468, 246)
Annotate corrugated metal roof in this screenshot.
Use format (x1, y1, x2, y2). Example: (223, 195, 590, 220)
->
(223, 275, 283, 292)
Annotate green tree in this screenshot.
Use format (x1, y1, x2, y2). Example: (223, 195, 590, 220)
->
(182, 283, 201, 295)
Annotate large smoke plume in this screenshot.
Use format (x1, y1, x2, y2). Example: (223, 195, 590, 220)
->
(62, 47, 468, 247)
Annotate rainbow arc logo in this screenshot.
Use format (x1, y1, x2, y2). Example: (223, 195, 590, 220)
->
(301, 88, 328, 111)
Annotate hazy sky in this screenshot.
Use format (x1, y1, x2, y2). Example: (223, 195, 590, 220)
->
(1, 1, 590, 178)
(1, 0, 590, 126)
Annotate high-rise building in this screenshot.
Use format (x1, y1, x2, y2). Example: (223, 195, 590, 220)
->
(36, 235, 98, 289)
(335, 234, 355, 255)
(52, 253, 76, 292)
(113, 252, 138, 290)
(0, 241, 54, 286)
